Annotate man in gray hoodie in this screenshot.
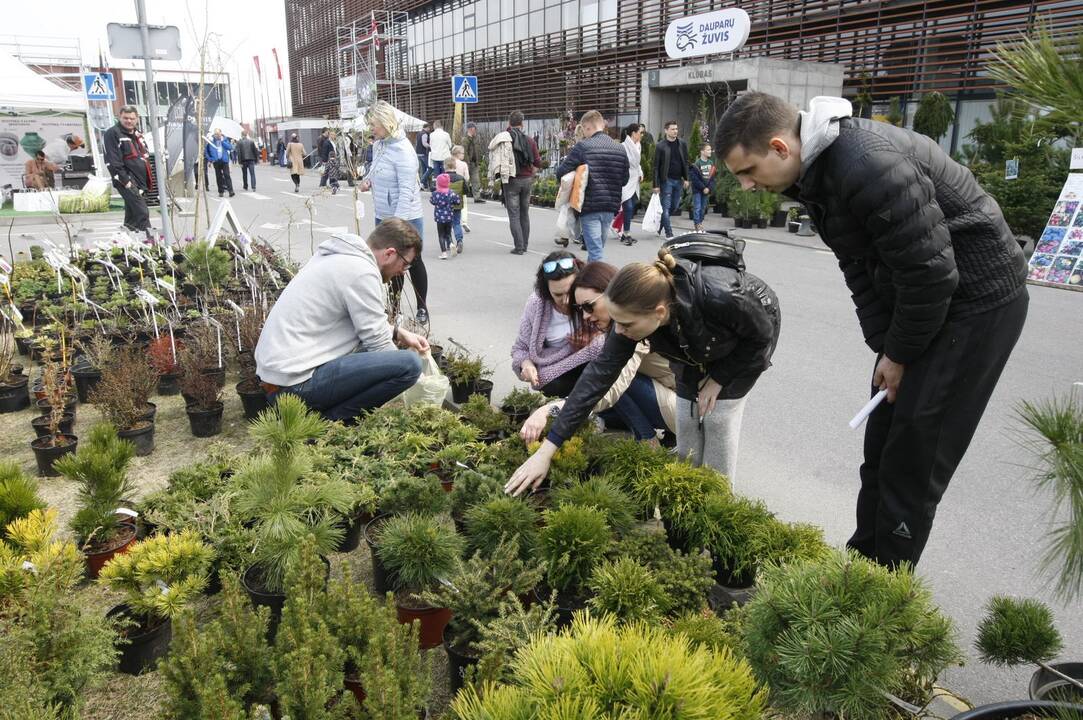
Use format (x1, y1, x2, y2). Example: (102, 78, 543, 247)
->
(715, 92, 1027, 570)
(254, 217, 430, 421)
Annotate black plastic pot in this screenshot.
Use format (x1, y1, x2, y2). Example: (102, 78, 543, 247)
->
(106, 604, 172, 675)
(35, 396, 77, 419)
(14, 334, 33, 356)
(444, 629, 480, 695)
(157, 371, 181, 396)
(72, 368, 102, 403)
(0, 376, 31, 413)
(501, 406, 532, 428)
(31, 434, 77, 476)
(202, 366, 226, 389)
(533, 585, 585, 629)
(770, 209, 788, 227)
(242, 564, 286, 636)
(364, 514, 393, 595)
(1030, 663, 1083, 702)
(186, 402, 224, 437)
(118, 421, 156, 457)
(951, 701, 1083, 719)
(237, 382, 270, 420)
(473, 379, 494, 402)
(450, 380, 473, 404)
(711, 555, 756, 590)
(31, 413, 74, 438)
(478, 428, 505, 445)
(335, 509, 373, 553)
(139, 402, 157, 424)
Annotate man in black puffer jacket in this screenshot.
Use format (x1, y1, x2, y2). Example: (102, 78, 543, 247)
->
(555, 110, 629, 262)
(717, 92, 1028, 570)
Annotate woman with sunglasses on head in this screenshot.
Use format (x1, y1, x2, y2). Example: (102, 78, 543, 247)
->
(518, 261, 677, 445)
(506, 243, 781, 495)
(511, 251, 606, 398)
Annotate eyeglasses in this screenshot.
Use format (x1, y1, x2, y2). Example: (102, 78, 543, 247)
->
(542, 257, 575, 276)
(574, 296, 602, 314)
(394, 250, 414, 271)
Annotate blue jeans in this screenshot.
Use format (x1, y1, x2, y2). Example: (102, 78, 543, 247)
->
(692, 190, 710, 225)
(278, 350, 422, 421)
(418, 154, 431, 188)
(659, 178, 683, 237)
(429, 159, 445, 189)
(241, 160, 256, 190)
(621, 196, 638, 233)
(580, 211, 613, 262)
(606, 374, 667, 440)
(452, 210, 463, 243)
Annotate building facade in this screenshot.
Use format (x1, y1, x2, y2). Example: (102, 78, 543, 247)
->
(286, 0, 1080, 153)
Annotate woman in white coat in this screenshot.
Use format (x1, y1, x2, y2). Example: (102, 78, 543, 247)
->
(617, 123, 644, 246)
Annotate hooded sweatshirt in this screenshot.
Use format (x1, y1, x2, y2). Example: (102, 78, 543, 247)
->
(255, 234, 393, 387)
(798, 96, 853, 180)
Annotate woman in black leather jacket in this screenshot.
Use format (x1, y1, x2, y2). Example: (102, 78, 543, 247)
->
(506, 240, 781, 495)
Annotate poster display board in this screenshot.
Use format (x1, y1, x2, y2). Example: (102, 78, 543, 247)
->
(0, 113, 88, 190)
(1027, 170, 1083, 288)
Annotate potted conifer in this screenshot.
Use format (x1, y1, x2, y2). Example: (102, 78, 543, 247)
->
(0, 330, 32, 414)
(460, 394, 509, 443)
(99, 530, 213, 674)
(29, 359, 78, 475)
(536, 504, 612, 626)
(499, 387, 548, 427)
(56, 424, 137, 578)
(374, 511, 464, 649)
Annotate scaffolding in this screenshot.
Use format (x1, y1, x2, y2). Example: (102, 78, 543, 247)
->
(0, 34, 86, 92)
(335, 10, 411, 118)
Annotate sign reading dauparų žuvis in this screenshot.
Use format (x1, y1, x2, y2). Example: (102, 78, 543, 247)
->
(664, 8, 751, 60)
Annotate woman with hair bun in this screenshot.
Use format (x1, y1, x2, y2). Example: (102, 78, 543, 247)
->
(506, 242, 781, 494)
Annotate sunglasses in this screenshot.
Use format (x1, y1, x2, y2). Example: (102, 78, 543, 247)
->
(574, 297, 601, 314)
(542, 257, 575, 276)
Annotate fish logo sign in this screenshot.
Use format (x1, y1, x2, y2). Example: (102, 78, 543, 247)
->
(675, 22, 697, 51)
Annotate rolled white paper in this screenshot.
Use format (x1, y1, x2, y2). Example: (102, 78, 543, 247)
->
(849, 389, 888, 429)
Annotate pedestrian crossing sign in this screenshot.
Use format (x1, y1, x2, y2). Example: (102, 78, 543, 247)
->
(452, 75, 478, 104)
(83, 72, 116, 101)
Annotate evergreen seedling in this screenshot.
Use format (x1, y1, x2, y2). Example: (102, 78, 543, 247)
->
(588, 557, 668, 623)
(500, 388, 548, 413)
(376, 513, 464, 595)
(460, 394, 509, 435)
(539, 505, 612, 596)
(356, 595, 433, 719)
(450, 466, 504, 519)
(976, 595, 1063, 667)
(680, 492, 776, 581)
(742, 550, 962, 719)
(57, 424, 136, 548)
(470, 593, 559, 686)
(669, 609, 743, 655)
(587, 436, 670, 493)
(379, 473, 449, 517)
(0, 462, 45, 539)
(98, 530, 213, 621)
(464, 496, 539, 558)
(613, 529, 714, 616)
(551, 475, 637, 536)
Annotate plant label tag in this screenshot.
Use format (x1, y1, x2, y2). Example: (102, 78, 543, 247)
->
(205, 315, 223, 330)
(114, 507, 139, 519)
(225, 299, 245, 317)
(355, 198, 365, 220)
(155, 278, 175, 294)
(0, 257, 11, 274)
(155, 580, 170, 595)
(0, 273, 7, 288)
(22, 561, 37, 574)
(9, 304, 22, 323)
(135, 289, 159, 306)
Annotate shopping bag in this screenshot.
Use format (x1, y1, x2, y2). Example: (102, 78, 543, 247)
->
(612, 209, 624, 231)
(395, 351, 450, 407)
(555, 204, 576, 240)
(641, 193, 662, 234)
(569, 164, 588, 212)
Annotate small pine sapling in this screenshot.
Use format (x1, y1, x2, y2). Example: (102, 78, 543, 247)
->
(469, 593, 558, 686)
(375, 513, 464, 601)
(57, 424, 136, 549)
(98, 529, 213, 623)
(0, 462, 46, 539)
(976, 595, 1082, 695)
(463, 496, 540, 559)
(355, 595, 434, 719)
(378, 474, 449, 517)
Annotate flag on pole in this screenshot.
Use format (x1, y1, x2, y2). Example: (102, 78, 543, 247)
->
(370, 18, 380, 51)
(271, 48, 283, 80)
(253, 55, 262, 80)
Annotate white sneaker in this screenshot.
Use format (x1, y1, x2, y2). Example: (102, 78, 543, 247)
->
(439, 251, 448, 260)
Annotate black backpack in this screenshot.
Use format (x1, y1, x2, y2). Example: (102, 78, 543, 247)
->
(510, 129, 533, 172)
(663, 231, 746, 272)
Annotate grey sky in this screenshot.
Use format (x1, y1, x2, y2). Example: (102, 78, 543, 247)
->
(8, 0, 291, 123)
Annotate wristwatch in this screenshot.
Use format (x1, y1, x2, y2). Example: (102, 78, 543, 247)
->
(547, 404, 561, 419)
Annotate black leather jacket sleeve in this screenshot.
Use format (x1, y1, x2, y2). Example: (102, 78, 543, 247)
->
(546, 330, 639, 446)
(836, 254, 891, 354)
(102, 126, 131, 186)
(702, 287, 776, 393)
(835, 149, 959, 364)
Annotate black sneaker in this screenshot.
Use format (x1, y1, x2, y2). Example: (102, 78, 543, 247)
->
(510, 248, 525, 255)
(229, 192, 236, 197)
(416, 308, 429, 324)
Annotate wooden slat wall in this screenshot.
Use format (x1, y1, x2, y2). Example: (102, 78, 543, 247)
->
(286, 0, 1081, 122)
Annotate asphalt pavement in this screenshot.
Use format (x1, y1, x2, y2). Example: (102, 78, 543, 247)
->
(7, 164, 1083, 706)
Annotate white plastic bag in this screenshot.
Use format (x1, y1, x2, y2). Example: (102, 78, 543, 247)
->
(641, 193, 662, 234)
(396, 351, 450, 407)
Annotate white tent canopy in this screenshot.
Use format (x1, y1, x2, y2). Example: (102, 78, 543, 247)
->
(344, 105, 426, 134)
(0, 50, 85, 112)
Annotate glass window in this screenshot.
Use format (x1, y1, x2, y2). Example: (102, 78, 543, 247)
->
(475, 1, 486, 24)
(453, 9, 463, 32)
(488, 22, 501, 46)
(464, 28, 475, 53)
(581, 1, 598, 25)
(453, 32, 463, 56)
(502, 0, 513, 19)
(563, 1, 578, 30)
(502, 19, 513, 44)
(546, 5, 561, 33)
(515, 0, 529, 13)
(600, 0, 616, 22)
(515, 13, 528, 41)
(464, 10, 475, 30)
(443, 11, 452, 37)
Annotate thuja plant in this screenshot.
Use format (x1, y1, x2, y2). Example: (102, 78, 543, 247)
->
(976, 595, 1083, 695)
(538, 505, 612, 599)
(631, 461, 729, 527)
(611, 529, 715, 617)
(451, 613, 766, 720)
(376, 513, 463, 599)
(551, 475, 638, 536)
(741, 549, 963, 719)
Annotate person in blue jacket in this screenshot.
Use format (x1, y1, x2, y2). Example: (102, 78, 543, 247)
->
(359, 101, 430, 326)
(205, 129, 235, 197)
